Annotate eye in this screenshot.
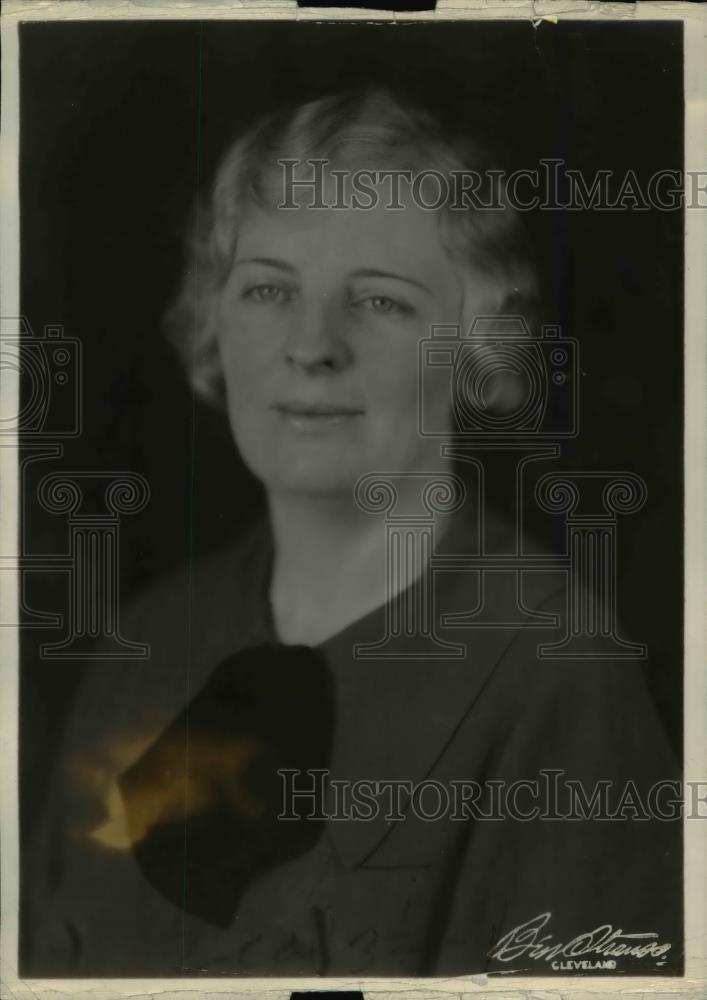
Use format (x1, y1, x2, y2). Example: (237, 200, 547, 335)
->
(358, 295, 412, 316)
(242, 283, 290, 304)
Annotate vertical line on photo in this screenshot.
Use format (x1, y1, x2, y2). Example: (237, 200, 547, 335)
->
(180, 18, 205, 975)
(310, 905, 330, 976)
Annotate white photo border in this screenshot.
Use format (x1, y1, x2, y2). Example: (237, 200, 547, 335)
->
(1, 2, 705, 997)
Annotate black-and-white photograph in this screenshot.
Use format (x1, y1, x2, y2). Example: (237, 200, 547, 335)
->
(2, 5, 705, 989)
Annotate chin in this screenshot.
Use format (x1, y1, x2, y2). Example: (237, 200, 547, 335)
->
(250, 457, 363, 501)
(267, 475, 360, 501)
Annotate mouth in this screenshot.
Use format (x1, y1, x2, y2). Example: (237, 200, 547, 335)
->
(273, 401, 364, 431)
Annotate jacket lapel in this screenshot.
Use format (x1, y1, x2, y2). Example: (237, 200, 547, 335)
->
(318, 510, 562, 870)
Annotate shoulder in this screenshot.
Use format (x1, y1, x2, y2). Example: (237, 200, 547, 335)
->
(478, 610, 678, 788)
(441, 512, 677, 780)
(120, 518, 270, 639)
(64, 518, 272, 756)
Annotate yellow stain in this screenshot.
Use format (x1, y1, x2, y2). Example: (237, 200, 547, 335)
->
(71, 732, 266, 851)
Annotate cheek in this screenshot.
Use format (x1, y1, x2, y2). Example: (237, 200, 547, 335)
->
(423, 366, 454, 417)
(216, 325, 277, 405)
(363, 330, 450, 422)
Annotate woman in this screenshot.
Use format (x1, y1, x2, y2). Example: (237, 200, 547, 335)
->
(23, 88, 682, 978)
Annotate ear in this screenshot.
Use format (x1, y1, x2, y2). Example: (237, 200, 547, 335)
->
(459, 268, 541, 338)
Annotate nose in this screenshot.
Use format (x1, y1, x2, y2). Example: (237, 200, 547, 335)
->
(285, 298, 352, 373)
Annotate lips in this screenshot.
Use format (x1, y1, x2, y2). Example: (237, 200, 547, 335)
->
(273, 400, 364, 432)
(274, 401, 364, 417)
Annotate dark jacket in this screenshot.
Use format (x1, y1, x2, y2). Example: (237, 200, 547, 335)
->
(22, 517, 683, 978)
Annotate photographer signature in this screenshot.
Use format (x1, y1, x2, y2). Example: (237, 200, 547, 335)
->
(488, 912, 672, 970)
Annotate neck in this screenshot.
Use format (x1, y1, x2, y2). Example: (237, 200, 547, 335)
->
(267, 477, 454, 646)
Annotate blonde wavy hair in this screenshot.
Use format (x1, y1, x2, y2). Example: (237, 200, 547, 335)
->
(164, 87, 540, 407)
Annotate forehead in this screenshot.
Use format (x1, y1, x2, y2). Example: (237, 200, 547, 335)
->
(234, 195, 456, 283)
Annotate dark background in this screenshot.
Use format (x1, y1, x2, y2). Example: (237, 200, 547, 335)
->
(19, 19, 684, 836)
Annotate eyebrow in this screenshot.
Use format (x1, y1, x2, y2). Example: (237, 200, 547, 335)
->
(350, 268, 431, 294)
(232, 257, 297, 272)
(232, 258, 431, 294)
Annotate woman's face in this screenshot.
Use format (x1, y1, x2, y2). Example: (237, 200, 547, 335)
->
(215, 189, 488, 499)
